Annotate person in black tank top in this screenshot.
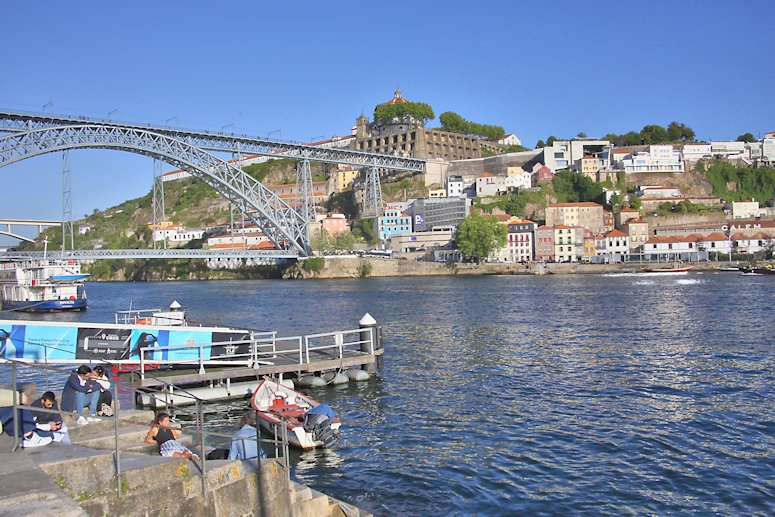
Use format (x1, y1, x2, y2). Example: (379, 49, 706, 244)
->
(144, 412, 199, 461)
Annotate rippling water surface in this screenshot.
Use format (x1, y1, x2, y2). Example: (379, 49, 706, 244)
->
(2, 272, 774, 516)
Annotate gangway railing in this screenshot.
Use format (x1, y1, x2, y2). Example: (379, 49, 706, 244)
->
(136, 326, 376, 380)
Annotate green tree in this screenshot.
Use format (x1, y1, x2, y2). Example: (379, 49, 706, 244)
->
(374, 101, 434, 127)
(438, 111, 467, 133)
(609, 193, 624, 208)
(624, 131, 642, 145)
(577, 175, 604, 203)
(438, 112, 504, 140)
(737, 132, 756, 143)
(640, 124, 669, 144)
(629, 195, 642, 211)
(455, 212, 508, 263)
(505, 191, 529, 216)
(546, 136, 557, 147)
(351, 218, 378, 245)
(667, 121, 684, 141)
(552, 170, 578, 202)
(535, 139, 546, 149)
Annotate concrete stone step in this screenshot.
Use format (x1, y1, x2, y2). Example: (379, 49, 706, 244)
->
(291, 481, 331, 517)
(80, 458, 255, 517)
(63, 408, 155, 440)
(78, 478, 197, 517)
(0, 438, 88, 516)
(69, 425, 150, 450)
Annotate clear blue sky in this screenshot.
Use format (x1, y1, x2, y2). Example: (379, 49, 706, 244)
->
(1, 0, 773, 243)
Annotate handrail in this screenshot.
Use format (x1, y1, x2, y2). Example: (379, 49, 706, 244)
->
(136, 326, 375, 379)
(0, 358, 289, 505)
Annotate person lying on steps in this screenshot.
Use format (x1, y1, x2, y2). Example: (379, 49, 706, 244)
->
(145, 412, 199, 462)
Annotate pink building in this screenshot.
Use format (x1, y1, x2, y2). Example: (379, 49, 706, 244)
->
(322, 212, 348, 236)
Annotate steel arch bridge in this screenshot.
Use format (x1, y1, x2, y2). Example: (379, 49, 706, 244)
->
(0, 110, 425, 257)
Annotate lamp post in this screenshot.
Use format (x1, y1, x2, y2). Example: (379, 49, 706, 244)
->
(107, 109, 118, 121)
(165, 116, 178, 128)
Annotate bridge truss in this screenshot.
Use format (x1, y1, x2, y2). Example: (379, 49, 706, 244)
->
(0, 110, 425, 257)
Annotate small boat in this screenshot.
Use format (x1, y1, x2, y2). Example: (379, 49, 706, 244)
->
(0, 259, 88, 312)
(250, 378, 340, 449)
(740, 266, 775, 275)
(641, 264, 692, 275)
(714, 267, 740, 272)
(114, 300, 188, 326)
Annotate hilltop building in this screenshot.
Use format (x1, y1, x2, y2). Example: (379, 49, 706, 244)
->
(352, 90, 500, 161)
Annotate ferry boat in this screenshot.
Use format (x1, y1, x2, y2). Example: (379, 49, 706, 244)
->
(0, 259, 88, 312)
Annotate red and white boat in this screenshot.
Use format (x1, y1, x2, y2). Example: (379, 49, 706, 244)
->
(250, 378, 340, 449)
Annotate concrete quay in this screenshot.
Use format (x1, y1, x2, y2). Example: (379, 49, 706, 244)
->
(297, 255, 736, 279)
(0, 408, 370, 517)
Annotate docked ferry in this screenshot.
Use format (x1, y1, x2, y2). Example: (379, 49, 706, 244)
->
(0, 259, 88, 312)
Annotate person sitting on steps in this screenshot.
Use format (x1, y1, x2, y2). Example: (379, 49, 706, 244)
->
(91, 365, 113, 416)
(145, 412, 199, 462)
(60, 365, 100, 425)
(29, 391, 70, 444)
(229, 410, 266, 461)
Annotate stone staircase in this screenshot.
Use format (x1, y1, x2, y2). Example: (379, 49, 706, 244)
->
(0, 408, 366, 517)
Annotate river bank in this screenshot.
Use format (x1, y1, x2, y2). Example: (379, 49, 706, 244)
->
(287, 257, 736, 280)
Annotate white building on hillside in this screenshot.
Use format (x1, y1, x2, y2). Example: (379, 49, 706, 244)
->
(620, 145, 683, 173)
(499, 134, 522, 147)
(447, 175, 465, 197)
(682, 143, 712, 163)
(731, 201, 764, 219)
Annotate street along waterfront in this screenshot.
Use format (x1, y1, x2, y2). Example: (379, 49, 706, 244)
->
(2, 272, 774, 516)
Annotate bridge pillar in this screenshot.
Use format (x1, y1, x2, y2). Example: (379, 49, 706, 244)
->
(362, 166, 383, 217)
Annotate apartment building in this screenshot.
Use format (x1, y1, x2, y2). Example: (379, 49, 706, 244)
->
(553, 225, 583, 262)
(545, 202, 605, 234)
(376, 205, 413, 241)
(619, 145, 684, 173)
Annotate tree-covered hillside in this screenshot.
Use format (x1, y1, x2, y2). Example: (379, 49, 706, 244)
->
(698, 160, 775, 204)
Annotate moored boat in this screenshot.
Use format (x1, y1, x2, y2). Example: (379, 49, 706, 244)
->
(739, 265, 775, 275)
(115, 300, 188, 326)
(250, 378, 340, 449)
(0, 259, 88, 312)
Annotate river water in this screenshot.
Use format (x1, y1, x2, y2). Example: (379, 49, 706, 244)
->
(2, 272, 774, 516)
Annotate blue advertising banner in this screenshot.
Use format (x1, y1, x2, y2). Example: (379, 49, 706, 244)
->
(0, 320, 250, 365)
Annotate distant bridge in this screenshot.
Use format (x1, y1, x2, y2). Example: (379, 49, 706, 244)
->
(0, 218, 61, 242)
(2, 248, 297, 261)
(0, 109, 425, 257)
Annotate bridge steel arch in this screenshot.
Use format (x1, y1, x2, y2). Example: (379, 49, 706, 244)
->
(0, 111, 427, 173)
(0, 124, 312, 255)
